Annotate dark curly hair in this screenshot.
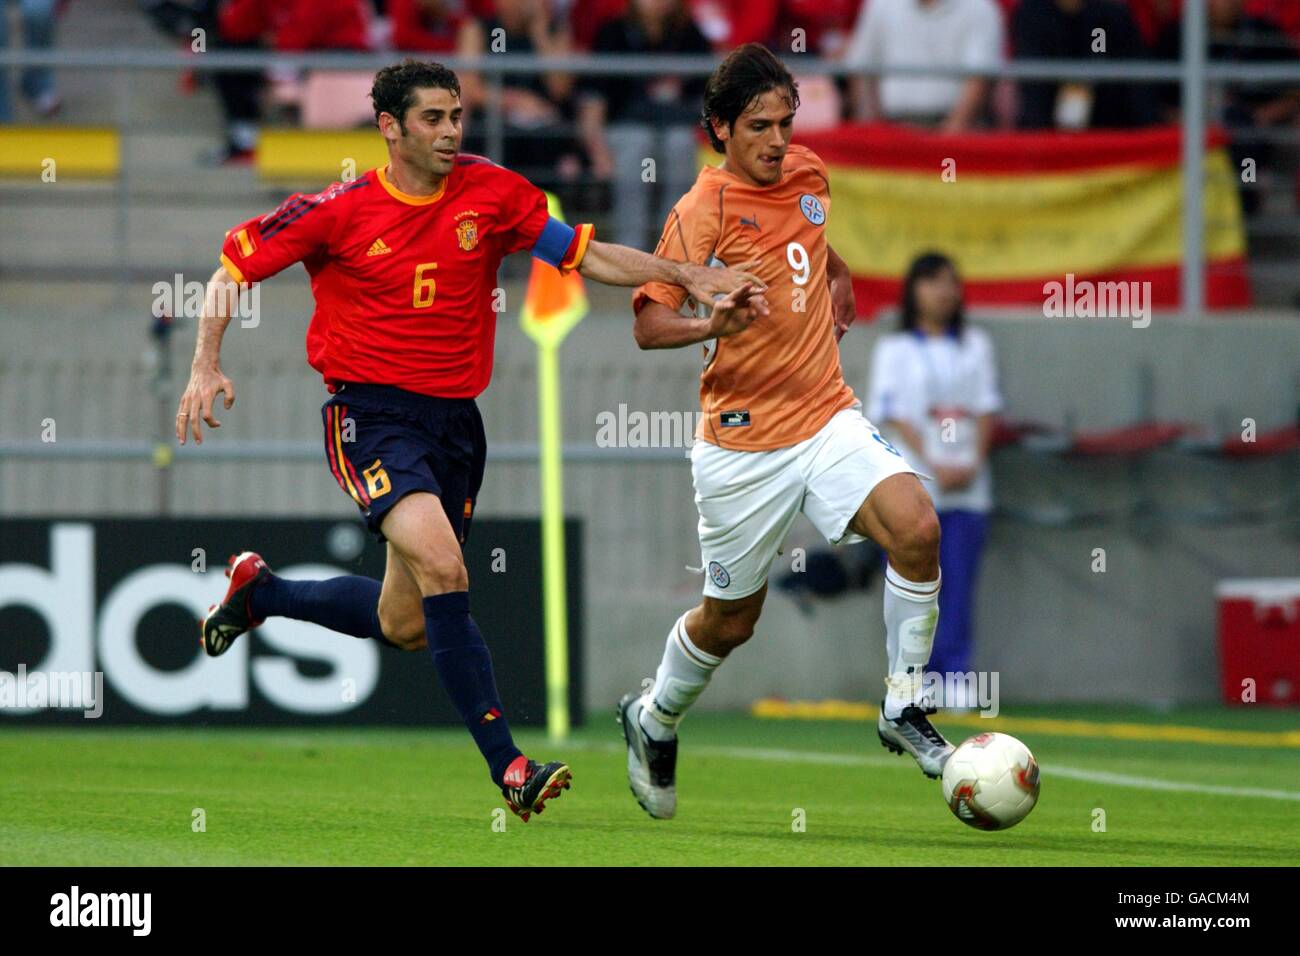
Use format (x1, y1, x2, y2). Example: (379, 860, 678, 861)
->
(371, 59, 462, 133)
(700, 44, 800, 154)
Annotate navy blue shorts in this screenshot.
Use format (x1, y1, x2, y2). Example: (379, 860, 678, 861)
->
(321, 383, 487, 543)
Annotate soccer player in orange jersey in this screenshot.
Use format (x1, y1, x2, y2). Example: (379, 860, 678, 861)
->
(174, 60, 765, 822)
(619, 45, 953, 819)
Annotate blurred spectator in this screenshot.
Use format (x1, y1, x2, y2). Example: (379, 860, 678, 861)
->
(1133, 1, 1300, 60)
(866, 253, 1002, 703)
(1153, 0, 1300, 215)
(390, 0, 469, 51)
(766, 0, 860, 58)
(457, 0, 585, 182)
(1247, 0, 1300, 47)
(219, 0, 370, 52)
(208, 0, 372, 163)
(690, 0, 750, 48)
(844, 0, 1004, 131)
(571, 0, 859, 57)
(0, 0, 62, 122)
(687, 0, 858, 55)
(576, 0, 710, 247)
(568, 0, 629, 49)
(1012, 0, 1159, 129)
(1128, 0, 1181, 48)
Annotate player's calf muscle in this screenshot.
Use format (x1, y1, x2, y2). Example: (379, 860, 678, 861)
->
(687, 592, 765, 657)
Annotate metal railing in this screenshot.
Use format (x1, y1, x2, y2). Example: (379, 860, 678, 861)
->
(3, 1, 1300, 308)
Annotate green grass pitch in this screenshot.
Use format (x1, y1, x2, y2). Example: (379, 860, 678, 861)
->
(2, 705, 1297, 866)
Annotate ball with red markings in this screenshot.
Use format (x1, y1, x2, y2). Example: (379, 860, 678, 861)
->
(941, 732, 1040, 830)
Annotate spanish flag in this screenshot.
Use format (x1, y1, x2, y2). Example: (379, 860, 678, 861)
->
(707, 124, 1250, 317)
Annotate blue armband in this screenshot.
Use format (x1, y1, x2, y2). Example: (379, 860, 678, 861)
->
(531, 216, 575, 268)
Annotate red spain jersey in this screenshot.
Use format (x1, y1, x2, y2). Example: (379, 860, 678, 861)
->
(219, 155, 593, 398)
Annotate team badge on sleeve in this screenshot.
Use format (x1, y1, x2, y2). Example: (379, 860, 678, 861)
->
(799, 194, 825, 226)
(232, 227, 257, 256)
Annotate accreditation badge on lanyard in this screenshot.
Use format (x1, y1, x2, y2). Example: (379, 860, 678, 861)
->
(917, 338, 978, 468)
(923, 405, 978, 468)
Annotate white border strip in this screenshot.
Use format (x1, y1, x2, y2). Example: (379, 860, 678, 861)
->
(579, 740, 1300, 802)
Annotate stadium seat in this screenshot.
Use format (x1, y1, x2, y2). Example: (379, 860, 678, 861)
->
(0, 127, 120, 178)
(1066, 422, 1188, 457)
(301, 71, 379, 129)
(257, 130, 387, 180)
(792, 75, 841, 132)
(989, 417, 1059, 449)
(1218, 425, 1300, 458)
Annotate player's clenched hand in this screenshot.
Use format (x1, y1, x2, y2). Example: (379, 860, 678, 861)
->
(706, 282, 769, 339)
(176, 366, 236, 445)
(679, 259, 766, 306)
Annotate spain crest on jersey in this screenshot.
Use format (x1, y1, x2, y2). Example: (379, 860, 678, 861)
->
(456, 218, 479, 252)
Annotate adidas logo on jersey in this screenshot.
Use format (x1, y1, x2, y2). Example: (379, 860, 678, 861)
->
(366, 238, 393, 257)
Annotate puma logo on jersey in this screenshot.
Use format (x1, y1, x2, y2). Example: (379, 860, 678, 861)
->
(739, 214, 760, 231)
(720, 410, 751, 427)
(366, 238, 393, 257)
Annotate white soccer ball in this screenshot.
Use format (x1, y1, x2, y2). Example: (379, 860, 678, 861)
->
(941, 732, 1041, 830)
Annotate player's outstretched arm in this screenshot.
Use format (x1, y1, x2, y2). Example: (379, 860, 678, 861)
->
(634, 282, 769, 350)
(577, 239, 765, 306)
(176, 265, 241, 446)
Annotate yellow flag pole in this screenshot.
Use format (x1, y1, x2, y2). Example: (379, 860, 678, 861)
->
(519, 193, 588, 743)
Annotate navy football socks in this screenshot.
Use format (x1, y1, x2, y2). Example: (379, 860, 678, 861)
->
(248, 573, 395, 647)
(422, 591, 523, 785)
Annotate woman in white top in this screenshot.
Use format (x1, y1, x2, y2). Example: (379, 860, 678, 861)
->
(866, 252, 1002, 702)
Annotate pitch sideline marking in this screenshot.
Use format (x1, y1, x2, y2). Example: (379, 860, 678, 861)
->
(25, 731, 1294, 801)
(574, 740, 1300, 802)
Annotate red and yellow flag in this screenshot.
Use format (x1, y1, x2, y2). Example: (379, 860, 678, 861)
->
(703, 124, 1249, 317)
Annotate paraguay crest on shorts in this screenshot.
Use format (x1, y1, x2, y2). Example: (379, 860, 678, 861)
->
(708, 561, 731, 589)
(456, 217, 479, 252)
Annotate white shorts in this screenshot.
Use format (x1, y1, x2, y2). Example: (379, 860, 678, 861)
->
(691, 406, 923, 599)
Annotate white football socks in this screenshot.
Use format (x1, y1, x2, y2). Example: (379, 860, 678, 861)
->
(881, 564, 941, 719)
(639, 613, 721, 742)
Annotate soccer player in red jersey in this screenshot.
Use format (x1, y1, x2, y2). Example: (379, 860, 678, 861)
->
(174, 60, 768, 821)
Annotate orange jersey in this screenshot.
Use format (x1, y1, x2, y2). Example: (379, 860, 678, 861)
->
(632, 143, 857, 451)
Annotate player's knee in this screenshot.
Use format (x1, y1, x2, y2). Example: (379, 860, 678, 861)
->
(894, 508, 941, 561)
(408, 550, 469, 594)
